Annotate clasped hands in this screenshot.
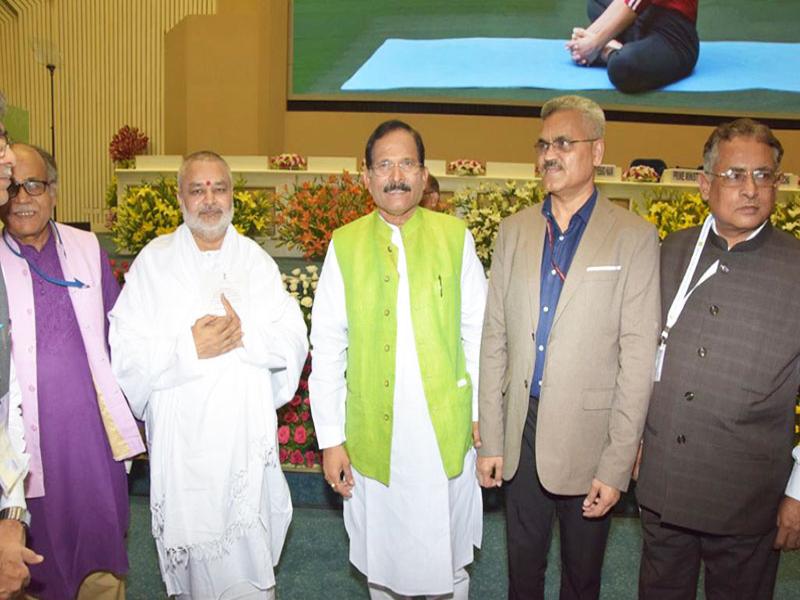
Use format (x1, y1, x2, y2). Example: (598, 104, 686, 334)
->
(191, 294, 243, 359)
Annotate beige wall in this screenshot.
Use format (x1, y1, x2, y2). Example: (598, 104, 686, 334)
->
(164, 0, 288, 156)
(0, 0, 217, 226)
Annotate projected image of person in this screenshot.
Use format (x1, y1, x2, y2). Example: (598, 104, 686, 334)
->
(566, 0, 699, 93)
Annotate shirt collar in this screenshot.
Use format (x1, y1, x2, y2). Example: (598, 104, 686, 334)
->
(709, 217, 771, 252)
(542, 188, 598, 232)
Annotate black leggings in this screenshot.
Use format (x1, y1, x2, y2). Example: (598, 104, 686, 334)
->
(587, 0, 700, 93)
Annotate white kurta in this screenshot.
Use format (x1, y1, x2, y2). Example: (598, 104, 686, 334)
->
(109, 225, 308, 598)
(309, 224, 487, 597)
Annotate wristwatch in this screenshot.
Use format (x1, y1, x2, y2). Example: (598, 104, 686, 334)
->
(0, 506, 31, 528)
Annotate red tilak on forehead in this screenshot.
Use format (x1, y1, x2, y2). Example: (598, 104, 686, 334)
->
(205, 180, 211, 186)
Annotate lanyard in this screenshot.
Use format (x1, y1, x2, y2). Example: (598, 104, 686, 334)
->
(654, 215, 718, 381)
(545, 218, 567, 282)
(3, 222, 88, 289)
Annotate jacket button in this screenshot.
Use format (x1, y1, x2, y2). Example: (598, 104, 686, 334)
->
(720, 264, 730, 274)
(684, 391, 694, 401)
(384, 275, 390, 282)
(697, 347, 707, 358)
(383, 379, 389, 387)
(383, 414, 390, 421)
(709, 305, 719, 316)
(384, 309, 390, 317)
(387, 245, 392, 253)
(384, 344, 390, 352)
(676, 434, 686, 444)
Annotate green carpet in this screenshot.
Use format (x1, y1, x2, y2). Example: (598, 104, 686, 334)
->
(126, 496, 800, 599)
(291, 0, 800, 117)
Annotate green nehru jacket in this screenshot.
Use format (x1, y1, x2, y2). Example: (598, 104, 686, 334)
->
(332, 208, 473, 486)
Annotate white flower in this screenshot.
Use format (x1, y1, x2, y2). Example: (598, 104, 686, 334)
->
(300, 296, 313, 308)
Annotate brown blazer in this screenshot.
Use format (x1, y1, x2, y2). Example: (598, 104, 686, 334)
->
(478, 196, 660, 494)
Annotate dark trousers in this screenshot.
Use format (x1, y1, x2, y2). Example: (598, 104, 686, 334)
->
(639, 506, 780, 600)
(505, 399, 612, 600)
(587, 0, 699, 93)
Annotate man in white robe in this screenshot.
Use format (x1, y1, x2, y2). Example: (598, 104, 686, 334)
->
(310, 120, 487, 599)
(109, 151, 308, 599)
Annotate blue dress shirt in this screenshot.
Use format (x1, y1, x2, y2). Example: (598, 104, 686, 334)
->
(530, 189, 597, 399)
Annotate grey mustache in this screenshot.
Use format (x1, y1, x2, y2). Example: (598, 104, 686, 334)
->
(543, 160, 562, 170)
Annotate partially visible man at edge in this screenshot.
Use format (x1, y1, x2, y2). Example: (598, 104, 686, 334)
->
(0, 142, 144, 599)
(636, 118, 800, 599)
(0, 92, 43, 600)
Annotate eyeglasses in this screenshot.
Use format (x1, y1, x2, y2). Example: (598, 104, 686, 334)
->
(0, 133, 9, 159)
(370, 158, 421, 177)
(535, 137, 599, 154)
(706, 168, 780, 188)
(8, 179, 53, 200)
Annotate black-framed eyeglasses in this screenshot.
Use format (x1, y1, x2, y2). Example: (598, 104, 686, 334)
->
(8, 179, 53, 200)
(706, 168, 780, 188)
(370, 158, 421, 177)
(535, 137, 599, 154)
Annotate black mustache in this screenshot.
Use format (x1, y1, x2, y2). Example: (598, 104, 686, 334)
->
(383, 181, 412, 193)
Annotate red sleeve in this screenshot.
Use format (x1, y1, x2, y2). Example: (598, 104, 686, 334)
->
(624, 0, 697, 23)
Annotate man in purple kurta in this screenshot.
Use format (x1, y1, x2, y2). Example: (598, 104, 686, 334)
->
(0, 144, 144, 599)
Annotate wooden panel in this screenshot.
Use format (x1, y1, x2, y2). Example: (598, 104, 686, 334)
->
(0, 0, 217, 229)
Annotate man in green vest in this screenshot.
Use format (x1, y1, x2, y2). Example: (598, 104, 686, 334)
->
(309, 119, 487, 599)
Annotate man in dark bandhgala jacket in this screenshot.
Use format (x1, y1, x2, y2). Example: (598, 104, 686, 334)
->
(637, 118, 800, 599)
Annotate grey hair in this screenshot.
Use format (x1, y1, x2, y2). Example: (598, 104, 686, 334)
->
(540, 95, 606, 138)
(702, 118, 783, 173)
(177, 151, 232, 190)
(13, 143, 58, 185)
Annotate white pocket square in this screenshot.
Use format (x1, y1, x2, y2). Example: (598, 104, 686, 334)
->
(586, 265, 622, 271)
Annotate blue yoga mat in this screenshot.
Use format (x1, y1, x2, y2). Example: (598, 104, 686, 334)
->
(341, 38, 800, 93)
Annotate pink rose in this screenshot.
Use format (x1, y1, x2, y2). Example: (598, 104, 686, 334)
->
(294, 426, 307, 445)
(283, 410, 299, 424)
(290, 394, 302, 407)
(303, 397, 311, 406)
(300, 411, 310, 422)
(305, 450, 316, 467)
(279, 448, 288, 463)
(277, 425, 290, 445)
(290, 450, 303, 465)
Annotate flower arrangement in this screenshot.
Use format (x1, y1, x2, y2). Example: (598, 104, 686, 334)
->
(447, 159, 486, 176)
(272, 171, 375, 260)
(111, 177, 273, 254)
(623, 165, 660, 183)
(452, 180, 544, 269)
(281, 265, 319, 325)
(108, 258, 130, 286)
(112, 178, 182, 253)
(641, 188, 709, 240)
(770, 196, 800, 239)
(269, 153, 307, 171)
(277, 355, 320, 468)
(109, 125, 149, 168)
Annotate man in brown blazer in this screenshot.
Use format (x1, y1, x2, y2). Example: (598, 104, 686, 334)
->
(477, 95, 660, 599)
(636, 119, 800, 599)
